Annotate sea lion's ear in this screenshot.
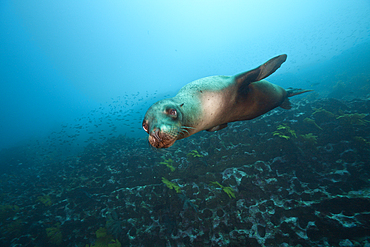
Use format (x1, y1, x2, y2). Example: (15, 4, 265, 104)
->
(235, 54, 287, 85)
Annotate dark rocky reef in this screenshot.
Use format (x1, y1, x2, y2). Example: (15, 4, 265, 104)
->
(0, 98, 369, 246)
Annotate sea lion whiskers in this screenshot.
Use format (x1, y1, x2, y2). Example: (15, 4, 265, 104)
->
(180, 126, 194, 134)
(178, 126, 195, 136)
(178, 129, 188, 137)
(181, 126, 195, 130)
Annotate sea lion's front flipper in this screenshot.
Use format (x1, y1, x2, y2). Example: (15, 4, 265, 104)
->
(235, 54, 287, 87)
(206, 123, 228, 132)
(280, 98, 292, 110)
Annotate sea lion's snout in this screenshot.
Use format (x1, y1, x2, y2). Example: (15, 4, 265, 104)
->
(148, 128, 176, 149)
(150, 129, 162, 143)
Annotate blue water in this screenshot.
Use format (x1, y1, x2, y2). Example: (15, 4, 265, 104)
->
(1, 1, 370, 246)
(1, 1, 369, 152)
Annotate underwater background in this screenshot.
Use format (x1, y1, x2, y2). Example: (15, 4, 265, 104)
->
(1, 1, 370, 246)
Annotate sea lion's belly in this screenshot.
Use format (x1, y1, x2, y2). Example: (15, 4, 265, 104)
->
(197, 80, 288, 129)
(197, 89, 235, 130)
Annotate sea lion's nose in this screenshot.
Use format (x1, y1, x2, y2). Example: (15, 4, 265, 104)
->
(150, 128, 162, 142)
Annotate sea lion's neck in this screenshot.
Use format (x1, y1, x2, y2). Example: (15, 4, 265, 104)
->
(171, 95, 201, 124)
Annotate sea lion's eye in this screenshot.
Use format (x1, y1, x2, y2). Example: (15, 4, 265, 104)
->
(142, 121, 149, 133)
(168, 109, 177, 117)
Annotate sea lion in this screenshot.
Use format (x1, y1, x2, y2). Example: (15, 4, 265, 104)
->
(142, 54, 311, 148)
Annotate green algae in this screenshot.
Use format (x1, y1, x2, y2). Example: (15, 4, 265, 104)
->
(336, 113, 369, 125)
(300, 133, 318, 146)
(210, 181, 236, 199)
(86, 227, 121, 247)
(159, 158, 175, 172)
(5, 219, 22, 235)
(353, 136, 370, 147)
(0, 204, 19, 221)
(312, 107, 336, 118)
(162, 177, 181, 193)
(303, 117, 322, 130)
(187, 150, 203, 158)
(37, 194, 52, 206)
(272, 124, 297, 140)
(46, 223, 62, 245)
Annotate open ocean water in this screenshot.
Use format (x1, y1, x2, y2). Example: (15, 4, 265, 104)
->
(1, 1, 370, 246)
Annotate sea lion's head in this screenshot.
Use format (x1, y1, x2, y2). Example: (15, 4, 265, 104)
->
(142, 99, 184, 148)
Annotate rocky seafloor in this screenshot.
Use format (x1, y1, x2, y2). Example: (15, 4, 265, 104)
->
(1, 97, 370, 247)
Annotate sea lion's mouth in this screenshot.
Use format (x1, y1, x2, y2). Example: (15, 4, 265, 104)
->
(148, 129, 177, 149)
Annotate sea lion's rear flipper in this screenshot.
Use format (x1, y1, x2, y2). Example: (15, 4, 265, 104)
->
(280, 88, 314, 110)
(235, 54, 287, 87)
(286, 88, 313, 97)
(206, 123, 228, 132)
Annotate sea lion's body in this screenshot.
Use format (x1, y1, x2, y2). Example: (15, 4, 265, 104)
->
(143, 55, 311, 148)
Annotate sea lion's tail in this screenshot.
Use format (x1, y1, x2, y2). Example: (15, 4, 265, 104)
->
(286, 88, 313, 97)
